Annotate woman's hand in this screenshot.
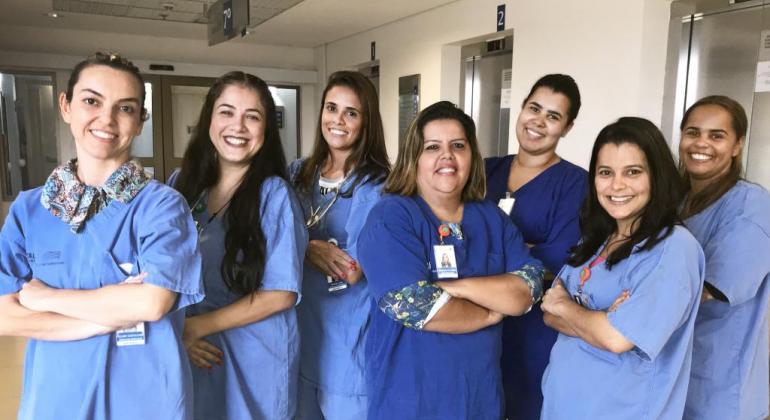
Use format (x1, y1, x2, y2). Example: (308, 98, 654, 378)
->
(608, 290, 630, 312)
(541, 279, 573, 317)
(183, 317, 223, 369)
(18, 279, 55, 312)
(306, 240, 361, 284)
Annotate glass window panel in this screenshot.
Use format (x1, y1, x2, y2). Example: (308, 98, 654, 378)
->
(1, 72, 58, 199)
(130, 82, 154, 158)
(171, 85, 209, 158)
(269, 86, 299, 161)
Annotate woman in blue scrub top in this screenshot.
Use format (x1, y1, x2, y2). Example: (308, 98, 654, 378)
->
(290, 71, 390, 420)
(0, 52, 203, 420)
(484, 74, 587, 419)
(172, 71, 308, 420)
(358, 101, 545, 420)
(540, 117, 704, 420)
(678, 96, 770, 420)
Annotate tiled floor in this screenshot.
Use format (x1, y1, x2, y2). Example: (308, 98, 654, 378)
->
(0, 337, 25, 419)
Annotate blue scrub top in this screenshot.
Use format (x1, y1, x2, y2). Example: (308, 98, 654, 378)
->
(177, 175, 308, 420)
(358, 194, 540, 420)
(541, 226, 704, 420)
(0, 182, 204, 420)
(683, 180, 770, 420)
(288, 159, 383, 397)
(485, 155, 587, 420)
(485, 156, 587, 273)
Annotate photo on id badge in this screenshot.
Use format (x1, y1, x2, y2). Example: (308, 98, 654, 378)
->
(434, 244, 458, 279)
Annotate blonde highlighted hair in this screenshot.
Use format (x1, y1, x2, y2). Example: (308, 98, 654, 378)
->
(385, 101, 486, 201)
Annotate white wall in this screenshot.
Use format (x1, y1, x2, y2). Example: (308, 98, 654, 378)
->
(317, 0, 673, 169)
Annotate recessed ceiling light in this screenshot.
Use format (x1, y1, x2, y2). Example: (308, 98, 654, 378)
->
(44, 12, 62, 18)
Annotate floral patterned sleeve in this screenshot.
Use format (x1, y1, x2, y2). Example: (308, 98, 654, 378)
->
(378, 280, 445, 330)
(512, 263, 546, 310)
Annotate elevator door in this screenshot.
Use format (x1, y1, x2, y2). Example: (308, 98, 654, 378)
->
(460, 37, 512, 158)
(673, 2, 770, 188)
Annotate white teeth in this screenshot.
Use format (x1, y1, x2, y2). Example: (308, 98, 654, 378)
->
(437, 168, 456, 174)
(91, 129, 116, 140)
(527, 129, 543, 138)
(224, 136, 247, 146)
(329, 128, 348, 135)
(609, 196, 632, 203)
(690, 153, 712, 161)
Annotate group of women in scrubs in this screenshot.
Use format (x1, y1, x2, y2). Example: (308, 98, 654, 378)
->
(0, 49, 768, 420)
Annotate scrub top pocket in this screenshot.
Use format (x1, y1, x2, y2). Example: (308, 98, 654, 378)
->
(100, 250, 139, 286)
(578, 340, 622, 366)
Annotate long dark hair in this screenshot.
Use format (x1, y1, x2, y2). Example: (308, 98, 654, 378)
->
(569, 117, 683, 268)
(174, 71, 287, 295)
(679, 95, 746, 219)
(294, 71, 390, 192)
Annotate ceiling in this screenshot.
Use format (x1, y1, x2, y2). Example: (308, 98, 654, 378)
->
(0, 0, 459, 48)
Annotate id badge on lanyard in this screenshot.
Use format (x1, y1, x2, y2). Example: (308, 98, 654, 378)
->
(434, 224, 459, 279)
(326, 238, 348, 292)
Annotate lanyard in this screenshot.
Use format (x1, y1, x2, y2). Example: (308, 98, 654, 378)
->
(579, 255, 606, 290)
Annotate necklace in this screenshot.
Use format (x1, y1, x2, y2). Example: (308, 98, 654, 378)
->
(191, 186, 237, 236)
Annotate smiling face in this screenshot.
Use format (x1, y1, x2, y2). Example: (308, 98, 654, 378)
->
(59, 65, 144, 169)
(208, 84, 266, 170)
(416, 119, 472, 202)
(321, 85, 363, 155)
(595, 142, 651, 236)
(679, 104, 743, 187)
(515, 87, 573, 156)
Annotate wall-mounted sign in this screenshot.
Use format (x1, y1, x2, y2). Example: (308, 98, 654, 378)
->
(497, 4, 505, 32)
(398, 74, 420, 145)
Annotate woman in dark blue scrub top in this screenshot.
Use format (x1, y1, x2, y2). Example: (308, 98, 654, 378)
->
(485, 74, 587, 419)
(358, 101, 545, 420)
(540, 117, 704, 420)
(0, 52, 203, 420)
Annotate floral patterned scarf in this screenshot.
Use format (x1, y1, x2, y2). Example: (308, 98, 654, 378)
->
(41, 159, 150, 233)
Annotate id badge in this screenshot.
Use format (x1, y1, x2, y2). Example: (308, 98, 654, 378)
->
(498, 197, 515, 215)
(326, 237, 348, 293)
(116, 322, 146, 346)
(434, 244, 459, 279)
(573, 290, 590, 308)
(327, 277, 348, 292)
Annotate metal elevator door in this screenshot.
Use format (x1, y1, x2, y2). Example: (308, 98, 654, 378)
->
(668, 1, 770, 189)
(460, 36, 512, 158)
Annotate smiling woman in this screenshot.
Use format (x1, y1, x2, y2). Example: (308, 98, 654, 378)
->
(358, 101, 544, 420)
(288, 71, 390, 420)
(171, 71, 308, 420)
(679, 96, 770, 420)
(484, 74, 588, 420)
(0, 52, 204, 420)
(541, 117, 704, 420)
